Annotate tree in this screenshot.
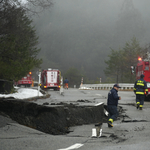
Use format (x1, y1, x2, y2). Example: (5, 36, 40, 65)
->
(0, 0, 53, 15)
(104, 48, 123, 83)
(113, 0, 145, 46)
(63, 67, 83, 88)
(121, 37, 143, 82)
(0, 2, 42, 81)
(104, 37, 147, 83)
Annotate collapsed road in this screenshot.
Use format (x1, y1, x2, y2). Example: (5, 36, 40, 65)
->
(0, 88, 108, 135)
(1, 88, 150, 150)
(0, 99, 104, 135)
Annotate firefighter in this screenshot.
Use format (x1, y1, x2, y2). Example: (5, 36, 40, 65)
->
(134, 74, 148, 110)
(107, 84, 121, 127)
(64, 78, 69, 89)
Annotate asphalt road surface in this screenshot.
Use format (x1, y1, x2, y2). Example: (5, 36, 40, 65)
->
(1, 88, 150, 150)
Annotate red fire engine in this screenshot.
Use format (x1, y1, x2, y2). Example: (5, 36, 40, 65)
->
(40, 68, 61, 91)
(15, 72, 33, 87)
(135, 57, 150, 100)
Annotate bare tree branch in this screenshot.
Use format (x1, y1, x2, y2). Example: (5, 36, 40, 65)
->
(0, 0, 53, 15)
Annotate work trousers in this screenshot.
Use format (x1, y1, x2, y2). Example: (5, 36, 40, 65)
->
(136, 94, 145, 106)
(107, 105, 118, 121)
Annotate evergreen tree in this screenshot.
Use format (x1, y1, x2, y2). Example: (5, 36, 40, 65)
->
(0, 3, 42, 81)
(63, 67, 83, 87)
(104, 37, 147, 83)
(104, 48, 123, 83)
(121, 37, 143, 82)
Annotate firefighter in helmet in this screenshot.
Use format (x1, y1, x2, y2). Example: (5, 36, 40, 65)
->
(134, 74, 148, 110)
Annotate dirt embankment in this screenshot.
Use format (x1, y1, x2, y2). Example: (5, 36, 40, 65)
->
(0, 99, 104, 135)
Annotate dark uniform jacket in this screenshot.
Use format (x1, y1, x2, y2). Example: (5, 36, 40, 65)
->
(64, 79, 69, 83)
(134, 78, 148, 95)
(107, 88, 120, 106)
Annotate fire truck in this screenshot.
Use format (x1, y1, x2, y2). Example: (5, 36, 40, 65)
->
(133, 56, 150, 100)
(15, 72, 33, 87)
(40, 68, 61, 91)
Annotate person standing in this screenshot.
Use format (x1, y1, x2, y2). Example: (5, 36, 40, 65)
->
(64, 78, 69, 89)
(107, 84, 121, 127)
(134, 74, 148, 110)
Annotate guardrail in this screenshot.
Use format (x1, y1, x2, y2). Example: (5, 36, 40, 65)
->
(80, 83, 134, 90)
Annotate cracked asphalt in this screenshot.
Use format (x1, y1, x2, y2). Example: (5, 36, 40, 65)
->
(1, 88, 150, 150)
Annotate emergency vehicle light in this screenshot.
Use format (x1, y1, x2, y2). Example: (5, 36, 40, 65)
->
(138, 57, 142, 61)
(145, 62, 149, 65)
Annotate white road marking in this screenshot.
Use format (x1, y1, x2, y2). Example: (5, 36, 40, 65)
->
(95, 102, 104, 106)
(57, 143, 84, 150)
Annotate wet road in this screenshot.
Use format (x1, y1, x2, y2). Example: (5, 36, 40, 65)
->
(35, 88, 109, 106)
(1, 88, 150, 150)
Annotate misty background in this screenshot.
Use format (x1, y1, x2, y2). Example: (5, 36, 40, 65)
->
(32, 0, 150, 84)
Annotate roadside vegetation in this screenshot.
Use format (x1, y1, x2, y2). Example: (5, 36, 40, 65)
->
(0, 0, 53, 92)
(104, 37, 150, 83)
(1, 0, 150, 90)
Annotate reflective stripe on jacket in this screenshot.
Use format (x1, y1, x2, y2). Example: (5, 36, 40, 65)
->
(134, 78, 148, 95)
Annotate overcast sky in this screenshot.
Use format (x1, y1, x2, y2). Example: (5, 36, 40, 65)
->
(32, 0, 150, 82)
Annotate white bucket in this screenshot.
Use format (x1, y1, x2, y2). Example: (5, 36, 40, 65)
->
(91, 128, 97, 137)
(99, 129, 102, 137)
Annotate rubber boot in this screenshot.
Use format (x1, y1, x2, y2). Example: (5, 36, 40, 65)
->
(136, 102, 140, 109)
(108, 121, 113, 127)
(108, 119, 113, 128)
(139, 105, 143, 110)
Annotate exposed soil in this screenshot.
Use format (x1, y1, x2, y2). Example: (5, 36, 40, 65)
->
(0, 98, 104, 135)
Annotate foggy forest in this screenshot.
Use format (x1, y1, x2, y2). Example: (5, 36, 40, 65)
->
(31, 0, 150, 85)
